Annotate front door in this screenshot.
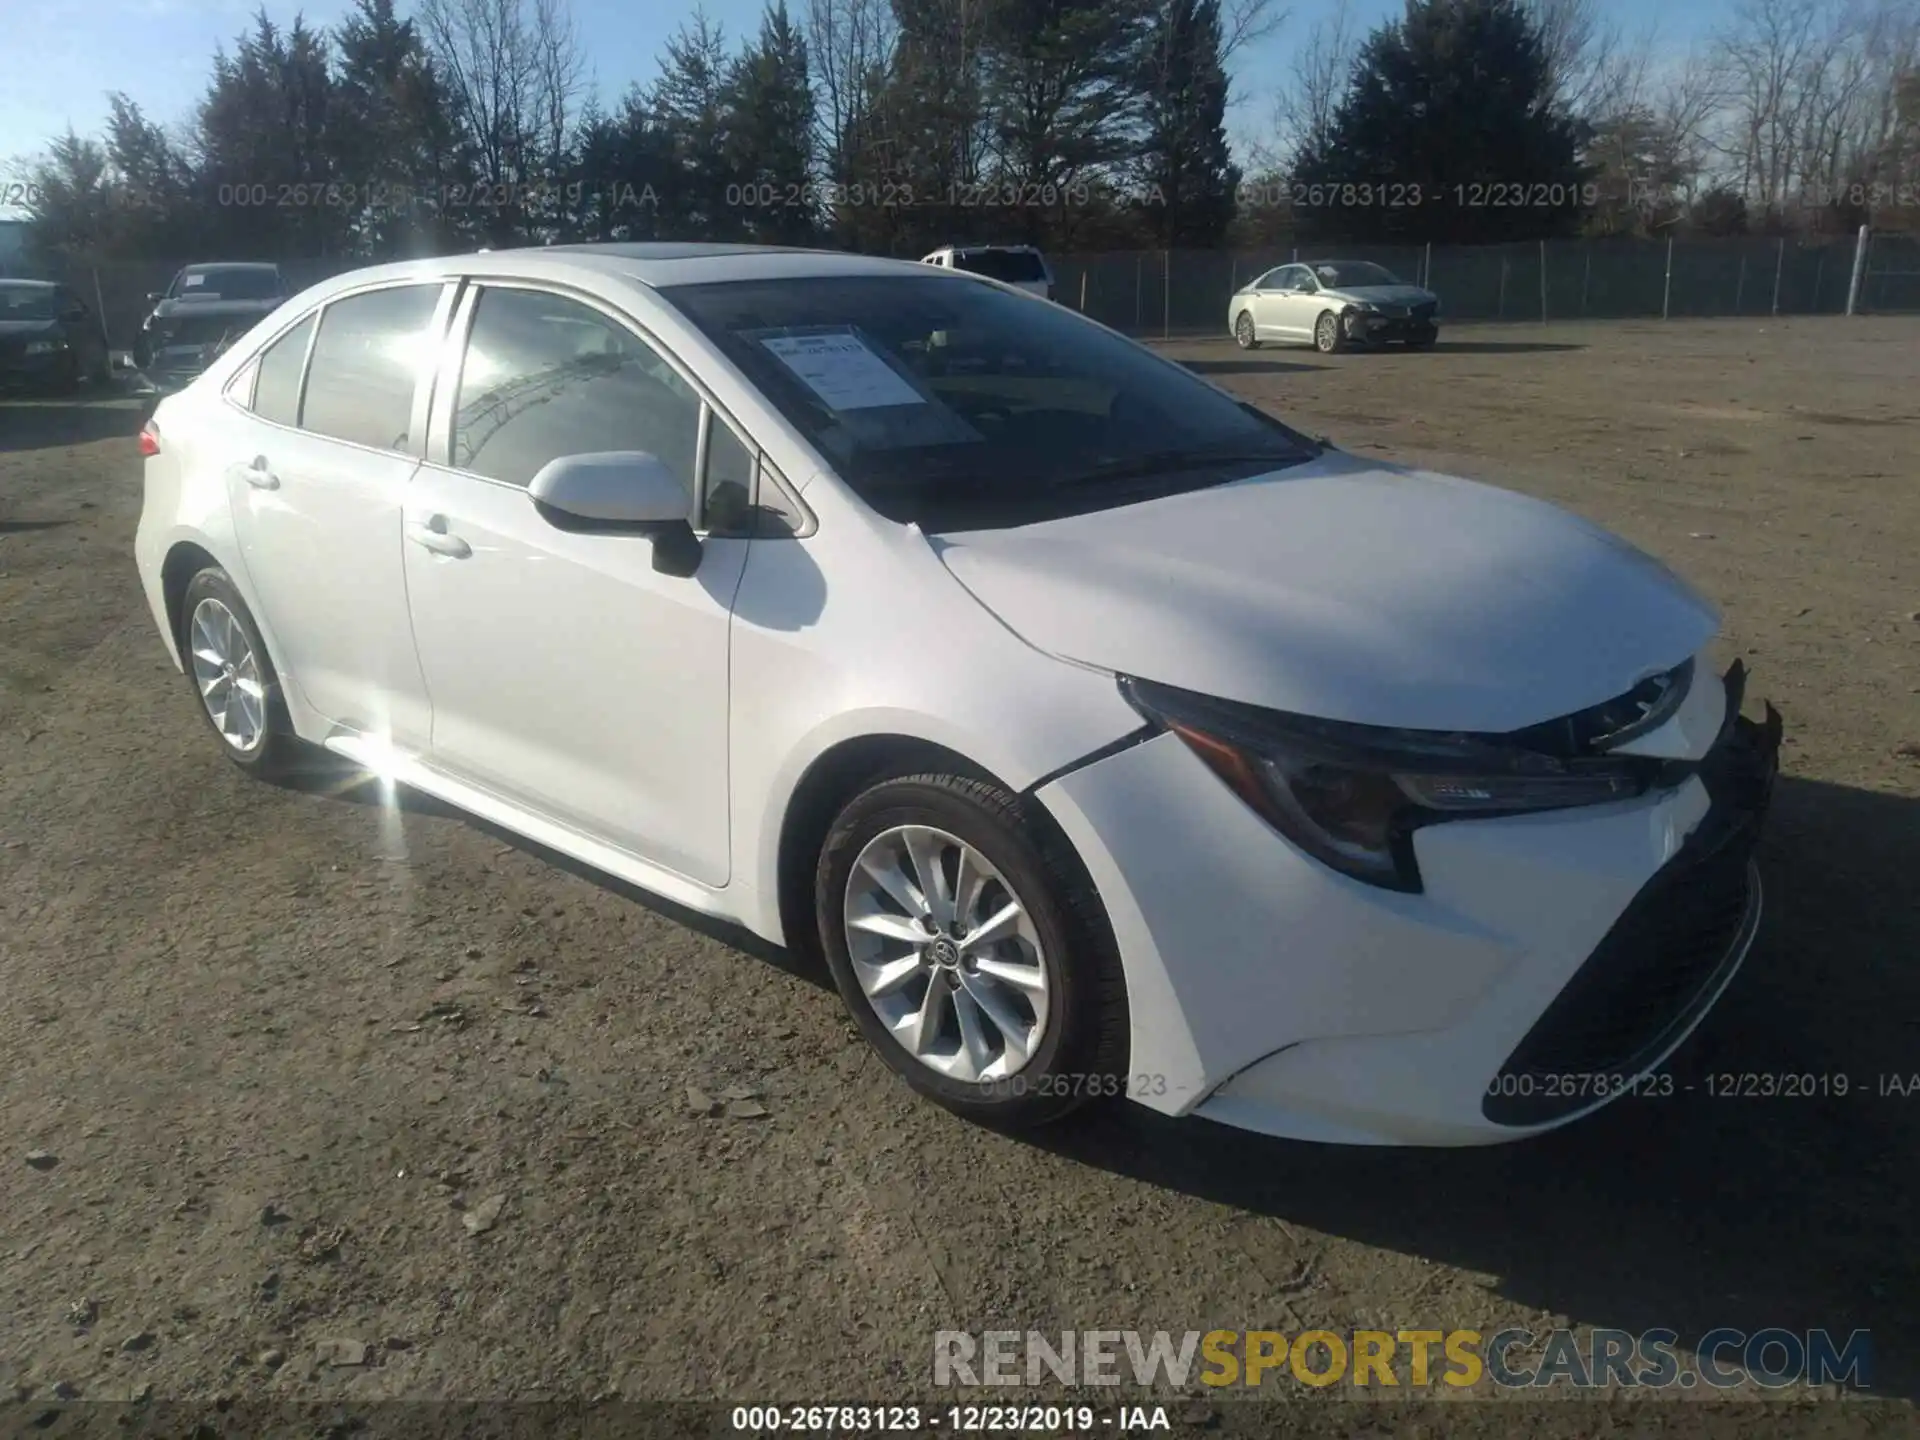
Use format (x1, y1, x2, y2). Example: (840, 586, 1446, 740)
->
(400, 282, 750, 887)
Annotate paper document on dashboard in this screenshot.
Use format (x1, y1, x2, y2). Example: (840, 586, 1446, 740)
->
(760, 331, 925, 411)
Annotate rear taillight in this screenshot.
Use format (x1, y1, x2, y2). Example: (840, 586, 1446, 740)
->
(138, 422, 161, 457)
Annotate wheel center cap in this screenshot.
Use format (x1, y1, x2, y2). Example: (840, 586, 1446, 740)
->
(927, 936, 960, 969)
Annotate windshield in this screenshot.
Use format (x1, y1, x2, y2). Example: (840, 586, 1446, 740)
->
(1310, 262, 1403, 289)
(172, 267, 282, 301)
(662, 274, 1317, 530)
(0, 285, 58, 322)
(950, 249, 1046, 284)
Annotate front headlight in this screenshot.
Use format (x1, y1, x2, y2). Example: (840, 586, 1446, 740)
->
(1120, 677, 1667, 892)
(24, 340, 63, 356)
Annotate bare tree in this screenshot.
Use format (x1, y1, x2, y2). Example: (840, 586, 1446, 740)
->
(1523, 0, 1644, 119)
(418, 0, 584, 232)
(806, 0, 898, 177)
(1266, 0, 1356, 168)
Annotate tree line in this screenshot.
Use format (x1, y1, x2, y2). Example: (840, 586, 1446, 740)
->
(12, 0, 1920, 270)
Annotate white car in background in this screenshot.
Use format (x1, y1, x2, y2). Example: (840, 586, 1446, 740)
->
(135, 243, 1779, 1146)
(921, 244, 1056, 301)
(1231, 259, 1441, 353)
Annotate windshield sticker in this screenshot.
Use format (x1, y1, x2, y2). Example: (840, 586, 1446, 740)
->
(760, 331, 926, 411)
(182, 274, 206, 287)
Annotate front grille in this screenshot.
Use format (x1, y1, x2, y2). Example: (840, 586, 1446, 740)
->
(1482, 704, 1780, 1127)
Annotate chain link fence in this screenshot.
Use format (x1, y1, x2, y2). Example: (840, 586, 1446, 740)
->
(1052, 232, 1920, 338)
(8, 234, 1918, 353)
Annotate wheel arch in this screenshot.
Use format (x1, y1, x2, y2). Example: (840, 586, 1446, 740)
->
(774, 733, 999, 968)
(161, 539, 224, 654)
(771, 730, 1124, 986)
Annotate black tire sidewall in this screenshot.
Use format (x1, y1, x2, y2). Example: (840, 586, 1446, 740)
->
(179, 567, 295, 774)
(816, 778, 1118, 1125)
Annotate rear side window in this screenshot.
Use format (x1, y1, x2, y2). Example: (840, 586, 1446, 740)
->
(450, 287, 701, 496)
(251, 313, 315, 427)
(952, 249, 1046, 283)
(302, 285, 442, 452)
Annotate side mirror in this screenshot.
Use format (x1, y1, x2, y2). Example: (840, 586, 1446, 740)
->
(527, 451, 702, 576)
(146, 292, 164, 304)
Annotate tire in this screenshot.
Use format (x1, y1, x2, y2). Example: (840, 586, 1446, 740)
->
(1406, 333, 1436, 351)
(816, 773, 1129, 1129)
(178, 567, 304, 779)
(1233, 310, 1260, 349)
(1314, 310, 1346, 354)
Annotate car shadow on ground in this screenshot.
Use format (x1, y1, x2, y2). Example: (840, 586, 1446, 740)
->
(0, 519, 76, 535)
(1021, 772, 1920, 1400)
(1414, 340, 1587, 355)
(0, 394, 144, 453)
(271, 757, 830, 991)
(1181, 357, 1328, 376)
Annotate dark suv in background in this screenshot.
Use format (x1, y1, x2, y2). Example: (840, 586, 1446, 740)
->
(136, 263, 289, 391)
(0, 280, 113, 393)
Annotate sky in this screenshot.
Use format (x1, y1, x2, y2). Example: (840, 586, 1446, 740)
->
(0, 0, 1724, 215)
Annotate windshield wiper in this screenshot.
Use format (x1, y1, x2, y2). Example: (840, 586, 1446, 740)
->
(1054, 444, 1310, 490)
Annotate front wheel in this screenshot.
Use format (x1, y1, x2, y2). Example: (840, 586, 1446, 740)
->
(1406, 332, 1437, 351)
(1234, 311, 1260, 349)
(816, 774, 1129, 1128)
(1314, 311, 1346, 354)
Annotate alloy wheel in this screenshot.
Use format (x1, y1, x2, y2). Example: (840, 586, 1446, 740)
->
(1316, 313, 1338, 352)
(1235, 312, 1255, 348)
(188, 597, 267, 753)
(841, 824, 1051, 1083)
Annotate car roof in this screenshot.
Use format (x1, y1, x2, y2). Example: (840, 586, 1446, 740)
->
(292, 242, 948, 298)
(181, 262, 281, 272)
(0, 278, 56, 290)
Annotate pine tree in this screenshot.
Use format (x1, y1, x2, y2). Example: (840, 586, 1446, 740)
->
(1135, 0, 1240, 247)
(1291, 0, 1590, 244)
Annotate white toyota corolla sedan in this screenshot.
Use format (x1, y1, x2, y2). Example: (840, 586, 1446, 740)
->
(134, 243, 1781, 1146)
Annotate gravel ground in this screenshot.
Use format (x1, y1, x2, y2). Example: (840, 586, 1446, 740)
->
(1, 317, 1917, 1431)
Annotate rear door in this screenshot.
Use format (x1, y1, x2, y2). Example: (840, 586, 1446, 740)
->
(399, 280, 752, 885)
(222, 281, 453, 746)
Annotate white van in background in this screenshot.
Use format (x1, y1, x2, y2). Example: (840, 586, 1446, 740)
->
(921, 244, 1056, 301)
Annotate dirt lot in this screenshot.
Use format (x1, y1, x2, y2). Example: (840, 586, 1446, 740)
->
(2, 317, 1917, 1429)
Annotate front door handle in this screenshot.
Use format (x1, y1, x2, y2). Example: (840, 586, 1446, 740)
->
(407, 521, 472, 559)
(239, 456, 278, 490)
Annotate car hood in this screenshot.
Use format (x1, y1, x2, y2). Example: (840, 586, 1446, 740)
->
(933, 452, 1718, 733)
(1324, 284, 1435, 307)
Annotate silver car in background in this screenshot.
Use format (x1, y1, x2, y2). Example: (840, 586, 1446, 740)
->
(1230, 260, 1440, 353)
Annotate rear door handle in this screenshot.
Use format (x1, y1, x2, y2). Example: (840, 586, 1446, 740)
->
(238, 456, 278, 490)
(407, 521, 471, 559)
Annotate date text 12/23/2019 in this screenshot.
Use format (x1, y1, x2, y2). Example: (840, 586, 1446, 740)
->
(730, 1405, 1172, 1432)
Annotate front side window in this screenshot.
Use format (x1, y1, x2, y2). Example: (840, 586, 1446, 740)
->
(251, 313, 316, 427)
(450, 287, 701, 498)
(301, 285, 442, 452)
(661, 274, 1318, 531)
